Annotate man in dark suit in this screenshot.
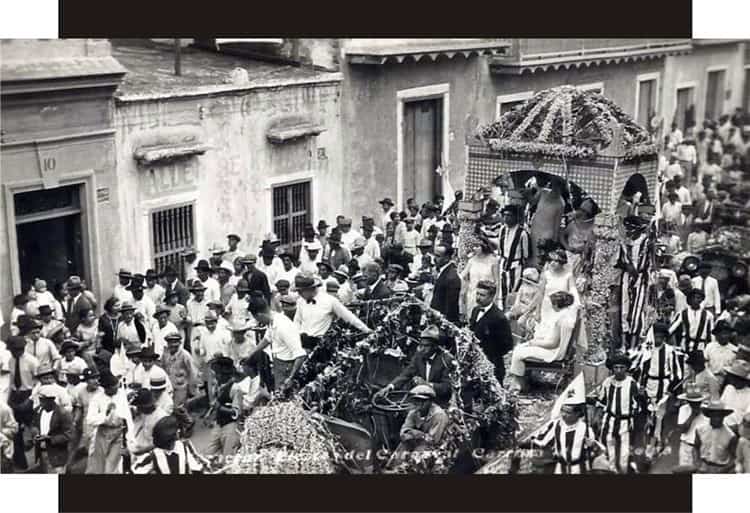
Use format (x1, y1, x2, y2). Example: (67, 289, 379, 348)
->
(359, 262, 391, 300)
(64, 276, 93, 333)
(163, 265, 190, 306)
(469, 280, 513, 384)
(376, 326, 455, 405)
(240, 254, 272, 305)
(430, 244, 462, 324)
(30, 385, 73, 474)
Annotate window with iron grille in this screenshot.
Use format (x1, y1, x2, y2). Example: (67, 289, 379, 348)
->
(151, 203, 195, 283)
(272, 181, 311, 258)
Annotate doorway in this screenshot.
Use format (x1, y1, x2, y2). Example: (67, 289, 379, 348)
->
(402, 98, 443, 207)
(675, 86, 695, 131)
(14, 185, 85, 292)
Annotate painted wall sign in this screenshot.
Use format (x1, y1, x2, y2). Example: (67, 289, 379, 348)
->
(141, 160, 199, 200)
(35, 142, 61, 189)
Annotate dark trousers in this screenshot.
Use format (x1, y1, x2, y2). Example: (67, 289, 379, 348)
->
(9, 390, 33, 470)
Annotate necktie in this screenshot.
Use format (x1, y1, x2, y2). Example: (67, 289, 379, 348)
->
(14, 356, 22, 389)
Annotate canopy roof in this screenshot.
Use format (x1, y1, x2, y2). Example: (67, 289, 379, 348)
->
(477, 85, 658, 160)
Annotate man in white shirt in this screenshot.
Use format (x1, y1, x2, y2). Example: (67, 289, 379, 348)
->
(361, 225, 381, 262)
(257, 243, 284, 291)
(692, 261, 722, 316)
(292, 274, 372, 351)
(299, 240, 323, 276)
(668, 122, 683, 151)
(672, 175, 692, 206)
(113, 269, 135, 304)
(193, 260, 221, 304)
(144, 270, 166, 306)
(246, 297, 307, 395)
(665, 156, 684, 181)
(129, 277, 157, 331)
(151, 305, 179, 357)
(379, 198, 396, 232)
(223, 234, 245, 264)
(339, 218, 361, 251)
(86, 372, 133, 474)
(277, 251, 300, 285)
(351, 238, 374, 270)
(661, 192, 684, 225)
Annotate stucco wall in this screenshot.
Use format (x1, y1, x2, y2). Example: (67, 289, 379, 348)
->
(339, 55, 664, 221)
(662, 42, 746, 125)
(112, 79, 342, 292)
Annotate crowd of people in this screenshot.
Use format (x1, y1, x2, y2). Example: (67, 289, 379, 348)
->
(1, 109, 749, 476)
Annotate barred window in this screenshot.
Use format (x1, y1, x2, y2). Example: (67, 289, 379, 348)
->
(272, 181, 311, 258)
(152, 203, 195, 282)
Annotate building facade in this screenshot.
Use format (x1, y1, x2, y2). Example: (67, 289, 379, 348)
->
(1, 39, 126, 315)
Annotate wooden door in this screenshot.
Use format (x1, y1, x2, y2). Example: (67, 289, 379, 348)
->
(403, 98, 443, 207)
(675, 87, 694, 131)
(705, 70, 726, 122)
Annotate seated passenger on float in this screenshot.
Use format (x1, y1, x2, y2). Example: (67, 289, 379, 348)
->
(508, 291, 578, 392)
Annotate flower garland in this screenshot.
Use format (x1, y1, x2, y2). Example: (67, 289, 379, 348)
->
(478, 86, 657, 162)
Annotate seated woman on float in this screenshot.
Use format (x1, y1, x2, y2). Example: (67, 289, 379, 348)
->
(508, 290, 578, 392)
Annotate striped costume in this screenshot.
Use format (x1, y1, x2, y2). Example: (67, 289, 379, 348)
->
(595, 376, 640, 472)
(535, 418, 598, 474)
(633, 340, 682, 442)
(619, 233, 652, 351)
(131, 439, 208, 474)
(498, 224, 529, 305)
(669, 307, 714, 357)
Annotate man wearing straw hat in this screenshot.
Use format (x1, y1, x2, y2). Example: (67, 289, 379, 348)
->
(693, 400, 738, 473)
(113, 269, 135, 305)
(675, 382, 710, 466)
(151, 305, 179, 358)
(719, 359, 750, 429)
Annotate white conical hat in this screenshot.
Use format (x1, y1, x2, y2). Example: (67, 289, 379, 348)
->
(551, 373, 586, 416)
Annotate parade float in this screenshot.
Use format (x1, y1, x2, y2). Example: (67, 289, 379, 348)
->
(463, 86, 660, 360)
(228, 295, 518, 475)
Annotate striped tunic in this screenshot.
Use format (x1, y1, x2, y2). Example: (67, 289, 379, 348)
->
(498, 224, 529, 300)
(596, 376, 640, 439)
(536, 418, 597, 474)
(634, 343, 682, 403)
(131, 439, 208, 474)
(620, 234, 651, 349)
(669, 307, 714, 355)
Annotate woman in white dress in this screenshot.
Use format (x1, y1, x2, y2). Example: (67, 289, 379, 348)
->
(535, 249, 580, 325)
(459, 237, 500, 317)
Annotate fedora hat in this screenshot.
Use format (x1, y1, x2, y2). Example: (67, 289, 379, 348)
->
(333, 265, 350, 280)
(99, 372, 120, 388)
(119, 301, 136, 312)
(37, 384, 58, 400)
(66, 275, 83, 289)
(188, 281, 207, 292)
(325, 279, 340, 293)
(218, 261, 234, 274)
(521, 267, 540, 284)
(5, 335, 27, 352)
(317, 260, 334, 273)
(725, 359, 750, 380)
(379, 197, 395, 206)
(210, 356, 236, 374)
(60, 339, 80, 354)
(294, 274, 322, 291)
(240, 253, 258, 264)
(279, 295, 297, 307)
(686, 288, 706, 300)
(417, 238, 433, 249)
(164, 332, 183, 343)
(194, 259, 212, 272)
(408, 384, 436, 401)
(701, 400, 734, 417)
(153, 305, 171, 318)
(230, 320, 253, 333)
(37, 304, 53, 316)
(420, 325, 441, 342)
(227, 233, 241, 242)
(260, 243, 277, 258)
(304, 240, 323, 251)
(677, 382, 710, 403)
(117, 268, 133, 279)
(145, 269, 161, 280)
(138, 346, 160, 361)
(317, 220, 330, 229)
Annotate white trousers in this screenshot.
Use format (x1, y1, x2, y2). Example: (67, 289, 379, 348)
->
(509, 343, 557, 376)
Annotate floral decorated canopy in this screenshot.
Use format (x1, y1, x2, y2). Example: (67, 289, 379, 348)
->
(477, 85, 658, 161)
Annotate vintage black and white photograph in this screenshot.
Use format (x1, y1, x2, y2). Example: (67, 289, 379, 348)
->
(1, 37, 750, 479)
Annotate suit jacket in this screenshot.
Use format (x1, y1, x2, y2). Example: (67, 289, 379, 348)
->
(244, 269, 272, 305)
(391, 349, 455, 402)
(165, 279, 190, 306)
(65, 293, 93, 333)
(470, 304, 513, 361)
(430, 263, 461, 323)
(98, 313, 120, 354)
(31, 405, 73, 468)
(362, 278, 392, 300)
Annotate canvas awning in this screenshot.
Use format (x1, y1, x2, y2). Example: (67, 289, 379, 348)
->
(345, 39, 512, 65)
(490, 39, 693, 75)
